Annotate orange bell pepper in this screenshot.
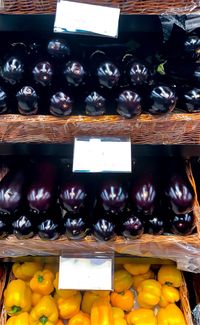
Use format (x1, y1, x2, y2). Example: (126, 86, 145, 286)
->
(159, 285, 180, 307)
(56, 320, 65, 325)
(68, 311, 91, 325)
(111, 290, 134, 312)
(157, 303, 186, 325)
(31, 292, 43, 307)
(30, 269, 54, 295)
(137, 279, 161, 308)
(112, 307, 127, 325)
(55, 291, 82, 320)
(126, 308, 157, 325)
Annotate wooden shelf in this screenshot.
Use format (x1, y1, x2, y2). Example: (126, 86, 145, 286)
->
(0, 234, 199, 272)
(1, 113, 200, 145)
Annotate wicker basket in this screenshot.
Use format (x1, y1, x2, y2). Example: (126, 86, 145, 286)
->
(0, 268, 193, 325)
(0, 0, 199, 14)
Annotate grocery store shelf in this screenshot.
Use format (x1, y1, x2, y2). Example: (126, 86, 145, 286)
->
(0, 114, 200, 145)
(0, 234, 199, 272)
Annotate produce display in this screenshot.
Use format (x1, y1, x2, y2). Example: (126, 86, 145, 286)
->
(0, 158, 196, 241)
(2, 261, 187, 324)
(0, 31, 200, 118)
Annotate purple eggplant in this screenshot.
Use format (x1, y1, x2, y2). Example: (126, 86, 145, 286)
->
(184, 35, 200, 61)
(0, 170, 26, 214)
(16, 86, 38, 115)
(2, 57, 24, 84)
(129, 62, 149, 86)
(149, 86, 176, 115)
(121, 210, 144, 239)
(100, 181, 128, 214)
(12, 211, 36, 239)
(63, 210, 89, 240)
(37, 206, 62, 240)
(183, 88, 200, 113)
(59, 180, 87, 213)
(64, 61, 85, 86)
(130, 174, 157, 215)
(27, 162, 57, 214)
(85, 91, 106, 116)
(0, 88, 7, 114)
(146, 215, 164, 235)
(117, 90, 142, 118)
(165, 174, 194, 214)
(0, 212, 12, 238)
(170, 211, 195, 235)
(47, 39, 70, 58)
(32, 61, 53, 86)
(97, 62, 120, 89)
(93, 216, 116, 241)
(50, 92, 73, 117)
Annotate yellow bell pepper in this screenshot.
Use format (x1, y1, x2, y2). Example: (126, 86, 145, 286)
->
(123, 263, 150, 276)
(91, 290, 110, 297)
(30, 270, 54, 296)
(159, 285, 180, 307)
(132, 270, 155, 289)
(12, 262, 43, 281)
(157, 303, 186, 325)
(114, 270, 133, 293)
(68, 311, 91, 325)
(157, 265, 182, 288)
(4, 279, 32, 316)
(44, 264, 59, 276)
(111, 290, 134, 312)
(32, 293, 43, 307)
(126, 309, 157, 325)
(6, 312, 31, 325)
(81, 291, 110, 314)
(112, 307, 127, 325)
(137, 279, 161, 308)
(55, 291, 82, 320)
(91, 298, 114, 325)
(53, 272, 77, 299)
(30, 295, 58, 325)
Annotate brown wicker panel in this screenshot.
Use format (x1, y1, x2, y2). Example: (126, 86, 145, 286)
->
(0, 0, 199, 14)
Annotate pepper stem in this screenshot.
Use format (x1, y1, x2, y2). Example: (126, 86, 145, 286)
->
(10, 306, 21, 314)
(40, 316, 48, 324)
(165, 282, 173, 286)
(38, 275, 44, 283)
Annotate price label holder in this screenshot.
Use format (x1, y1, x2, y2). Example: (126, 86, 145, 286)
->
(54, 0, 120, 37)
(59, 253, 114, 290)
(73, 136, 132, 173)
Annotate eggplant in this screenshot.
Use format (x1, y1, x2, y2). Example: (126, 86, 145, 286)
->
(27, 162, 57, 214)
(63, 209, 89, 240)
(121, 209, 144, 239)
(165, 174, 195, 214)
(183, 88, 200, 113)
(130, 173, 157, 215)
(100, 180, 128, 214)
(37, 205, 62, 240)
(170, 211, 195, 235)
(59, 180, 87, 213)
(146, 215, 164, 235)
(2, 57, 24, 84)
(0, 169, 26, 214)
(149, 86, 176, 115)
(50, 92, 73, 117)
(117, 90, 142, 118)
(0, 88, 7, 114)
(32, 61, 53, 87)
(12, 210, 36, 239)
(16, 86, 38, 115)
(93, 218, 116, 241)
(47, 39, 70, 58)
(64, 61, 85, 86)
(129, 62, 149, 86)
(97, 62, 120, 89)
(85, 92, 106, 116)
(0, 212, 12, 238)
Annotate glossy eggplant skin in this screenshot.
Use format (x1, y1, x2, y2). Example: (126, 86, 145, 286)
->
(183, 88, 200, 113)
(16, 86, 38, 115)
(32, 61, 53, 87)
(27, 162, 57, 214)
(59, 180, 87, 213)
(97, 62, 120, 89)
(0, 88, 7, 114)
(0, 170, 26, 214)
(63, 209, 89, 240)
(129, 62, 149, 86)
(184, 35, 200, 61)
(165, 174, 194, 214)
(121, 210, 144, 239)
(145, 215, 164, 235)
(85, 92, 106, 116)
(117, 90, 142, 118)
(170, 211, 195, 235)
(50, 92, 73, 117)
(64, 61, 85, 86)
(37, 206, 62, 240)
(100, 181, 128, 214)
(12, 211, 35, 239)
(0, 212, 12, 238)
(93, 217, 116, 241)
(2, 57, 24, 85)
(47, 39, 70, 58)
(149, 86, 176, 115)
(130, 174, 156, 215)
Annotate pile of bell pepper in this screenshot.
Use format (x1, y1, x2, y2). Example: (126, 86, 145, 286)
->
(3, 261, 187, 325)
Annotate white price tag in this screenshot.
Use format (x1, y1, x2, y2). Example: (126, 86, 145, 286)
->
(73, 137, 132, 173)
(59, 256, 113, 290)
(54, 0, 120, 37)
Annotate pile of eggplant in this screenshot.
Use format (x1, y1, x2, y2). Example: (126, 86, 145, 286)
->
(0, 159, 195, 241)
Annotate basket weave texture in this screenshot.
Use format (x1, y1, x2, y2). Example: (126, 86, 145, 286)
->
(1, 0, 200, 14)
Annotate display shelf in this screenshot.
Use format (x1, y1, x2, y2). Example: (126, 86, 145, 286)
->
(0, 234, 199, 272)
(1, 113, 200, 145)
